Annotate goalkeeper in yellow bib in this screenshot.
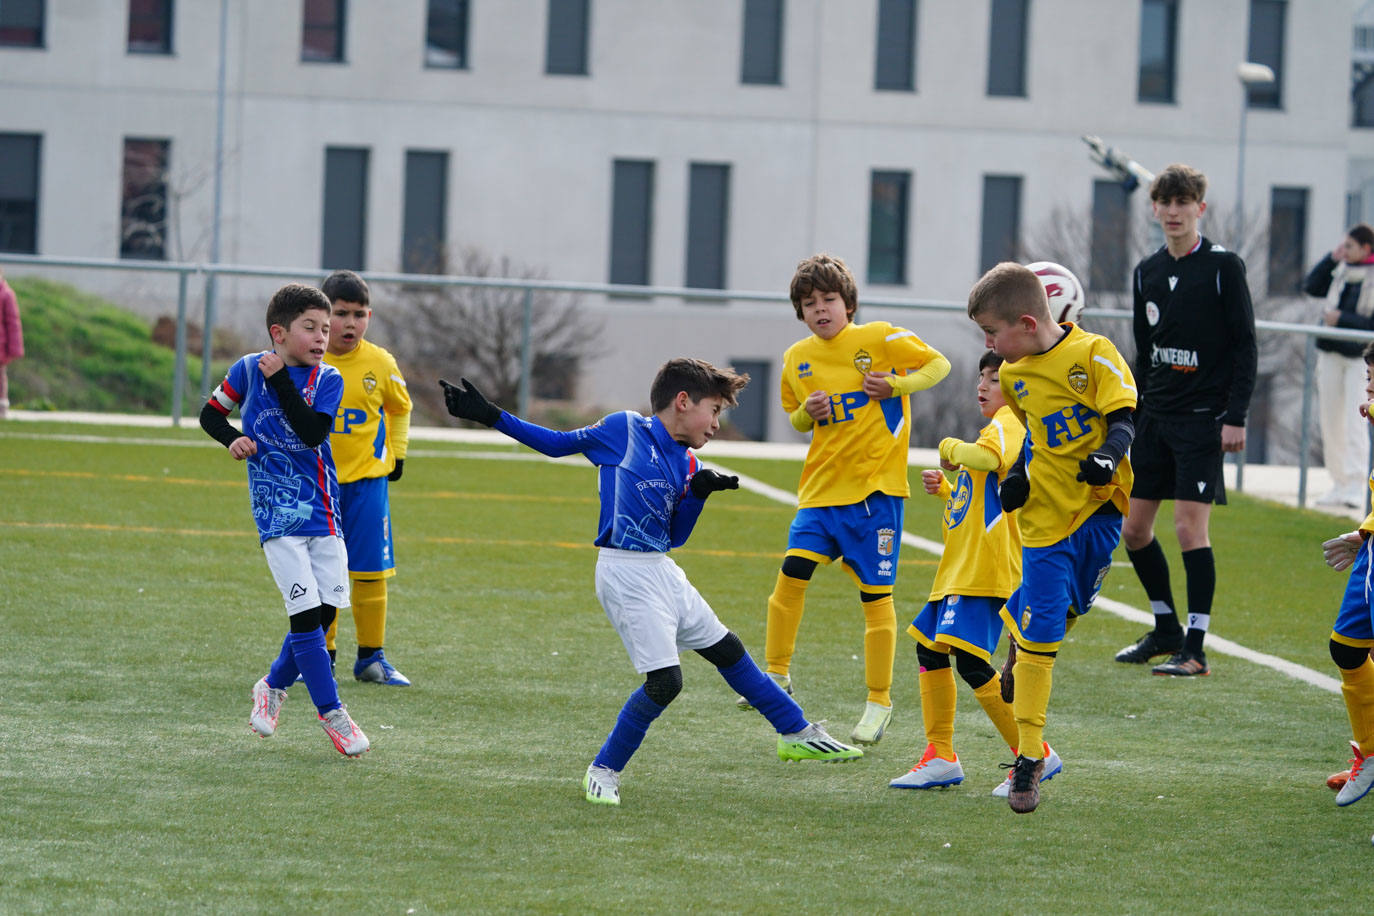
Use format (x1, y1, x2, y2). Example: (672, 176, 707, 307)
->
(968, 262, 1137, 813)
(321, 270, 414, 686)
(737, 253, 950, 745)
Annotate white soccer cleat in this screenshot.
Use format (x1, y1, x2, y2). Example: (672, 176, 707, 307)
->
(1337, 741, 1374, 806)
(850, 701, 893, 745)
(992, 743, 1062, 797)
(890, 744, 965, 789)
(318, 705, 370, 757)
(583, 764, 621, 805)
(249, 677, 287, 738)
(737, 671, 792, 710)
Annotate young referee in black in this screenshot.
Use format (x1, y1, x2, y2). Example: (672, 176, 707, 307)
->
(1114, 163, 1257, 676)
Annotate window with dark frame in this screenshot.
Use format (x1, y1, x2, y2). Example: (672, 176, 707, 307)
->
(874, 0, 916, 92)
(301, 0, 345, 63)
(609, 159, 654, 286)
(979, 175, 1022, 274)
(1353, 66, 1374, 128)
(1137, 0, 1177, 103)
(685, 163, 730, 290)
(128, 0, 174, 54)
(321, 146, 369, 270)
(1246, 0, 1285, 109)
(1268, 186, 1308, 295)
(867, 170, 910, 286)
(986, 0, 1028, 97)
(402, 150, 448, 275)
(0, 133, 41, 254)
(1090, 179, 1131, 292)
(546, 0, 589, 76)
(120, 138, 170, 261)
(425, 0, 469, 69)
(0, 0, 44, 48)
(740, 0, 783, 86)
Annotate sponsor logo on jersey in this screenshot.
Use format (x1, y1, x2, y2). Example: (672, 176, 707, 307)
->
(1145, 301, 1160, 325)
(362, 370, 377, 394)
(1150, 343, 1199, 373)
(1041, 403, 1099, 446)
(1168, 276, 1178, 291)
(877, 527, 894, 556)
(852, 349, 872, 374)
(1013, 379, 1029, 401)
(1067, 362, 1088, 394)
(798, 361, 813, 379)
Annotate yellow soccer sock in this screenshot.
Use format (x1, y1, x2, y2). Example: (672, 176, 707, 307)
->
(1340, 656, 1374, 755)
(764, 572, 809, 677)
(325, 615, 338, 653)
(918, 665, 958, 758)
(862, 593, 896, 707)
(1012, 650, 1056, 758)
(1064, 612, 1080, 633)
(973, 678, 1019, 750)
(351, 578, 388, 651)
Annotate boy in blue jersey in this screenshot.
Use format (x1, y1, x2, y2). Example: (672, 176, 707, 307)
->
(968, 263, 1137, 813)
(200, 283, 369, 757)
(440, 358, 862, 807)
(746, 253, 950, 746)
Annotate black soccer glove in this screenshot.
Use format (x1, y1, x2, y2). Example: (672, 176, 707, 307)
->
(387, 459, 404, 482)
(690, 469, 739, 499)
(999, 472, 1029, 512)
(1076, 451, 1116, 486)
(439, 377, 502, 427)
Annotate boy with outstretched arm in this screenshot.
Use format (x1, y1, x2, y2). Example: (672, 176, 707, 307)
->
(968, 262, 1137, 813)
(440, 358, 862, 807)
(200, 282, 369, 757)
(889, 350, 1061, 796)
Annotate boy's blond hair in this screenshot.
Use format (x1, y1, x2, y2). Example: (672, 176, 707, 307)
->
(789, 253, 858, 320)
(967, 262, 1051, 323)
(1149, 163, 1207, 203)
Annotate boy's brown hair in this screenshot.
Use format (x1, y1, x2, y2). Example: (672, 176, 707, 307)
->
(789, 253, 858, 320)
(1349, 223, 1374, 250)
(1363, 340, 1374, 366)
(266, 283, 330, 333)
(321, 269, 370, 307)
(1149, 163, 1208, 203)
(967, 262, 1051, 323)
(650, 358, 750, 412)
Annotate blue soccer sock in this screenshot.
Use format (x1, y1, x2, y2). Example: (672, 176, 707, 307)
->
(719, 654, 807, 735)
(265, 633, 300, 690)
(290, 627, 341, 714)
(592, 687, 665, 772)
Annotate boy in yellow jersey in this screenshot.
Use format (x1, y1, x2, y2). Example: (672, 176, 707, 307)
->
(738, 253, 950, 745)
(889, 350, 1061, 795)
(968, 262, 1137, 813)
(1319, 340, 1374, 808)
(321, 270, 414, 686)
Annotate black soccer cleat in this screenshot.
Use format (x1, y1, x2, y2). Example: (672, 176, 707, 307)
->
(1006, 754, 1045, 814)
(1113, 630, 1183, 664)
(1151, 649, 1210, 677)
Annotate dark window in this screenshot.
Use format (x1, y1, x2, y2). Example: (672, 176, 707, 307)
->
(128, 0, 173, 54)
(402, 151, 447, 274)
(727, 358, 771, 440)
(867, 170, 910, 285)
(0, 133, 41, 254)
(1246, 0, 1285, 109)
(546, 0, 589, 75)
(0, 0, 43, 47)
(979, 174, 1022, 274)
(1137, 0, 1177, 103)
(121, 138, 170, 261)
(609, 159, 654, 286)
(1354, 66, 1374, 128)
(1268, 186, 1307, 295)
(741, 0, 783, 85)
(685, 163, 730, 289)
(425, 0, 468, 69)
(322, 147, 368, 270)
(874, 0, 916, 92)
(986, 0, 1028, 97)
(301, 0, 345, 63)
(1090, 179, 1131, 292)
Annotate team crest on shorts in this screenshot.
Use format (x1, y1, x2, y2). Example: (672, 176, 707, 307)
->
(362, 371, 378, 394)
(1067, 363, 1088, 394)
(877, 527, 895, 556)
(1021, 608, 1032, 631)
(853, 349, 872, 374)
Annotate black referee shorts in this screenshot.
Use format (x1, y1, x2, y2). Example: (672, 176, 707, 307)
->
(1129, 411, 1226, 505)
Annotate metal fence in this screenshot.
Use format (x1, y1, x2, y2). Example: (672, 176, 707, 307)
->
(3, 251, 1373, 508)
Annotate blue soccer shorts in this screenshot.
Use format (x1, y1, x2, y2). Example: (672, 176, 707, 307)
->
(338, 476, 395, 579)
(909, 594, 1007, 662)
(1333, 535, 1374, 648)
(1000, 512, 1122, 653)
(785, 492, 904, 591)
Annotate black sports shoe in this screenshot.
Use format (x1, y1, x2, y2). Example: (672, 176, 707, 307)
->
(1007, 754, 1045, 814)
(1113, 630, 1182, 664)
(999, 638, 1017, 704)
(1151, 649, 1210, 677)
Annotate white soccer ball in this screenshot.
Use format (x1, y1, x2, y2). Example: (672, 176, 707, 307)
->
(1026, 261, 1086, 325)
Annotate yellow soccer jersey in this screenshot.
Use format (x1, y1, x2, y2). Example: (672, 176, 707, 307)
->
(929, 405, 1024, 600)
(999, 323, 1137, 547)
(782, 320, 945, 508)
(324, 339, 412, 484)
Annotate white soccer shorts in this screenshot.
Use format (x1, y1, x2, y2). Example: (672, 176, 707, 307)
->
(262, 535, 351, 615)
(594, 548, 729, 674)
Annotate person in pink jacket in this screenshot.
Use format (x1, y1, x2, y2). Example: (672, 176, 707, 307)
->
(0, 269, 23, 418)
